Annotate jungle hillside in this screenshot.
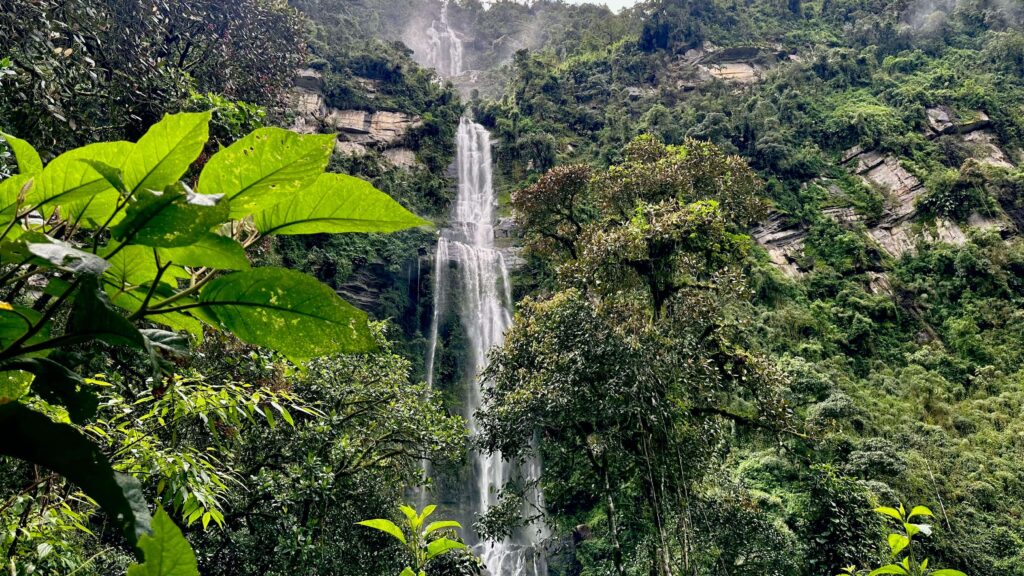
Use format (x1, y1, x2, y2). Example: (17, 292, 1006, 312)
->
(2, 1, 1024, 576)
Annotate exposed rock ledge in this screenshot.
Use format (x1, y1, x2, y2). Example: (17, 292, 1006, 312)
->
(751, 212, 806, 277)
(288, 69, 423, 170)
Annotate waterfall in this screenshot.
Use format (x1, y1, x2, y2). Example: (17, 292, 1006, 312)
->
(428, 118, 547, 576)
(425, 5, 464, 78)
(420, 8, 547, 574)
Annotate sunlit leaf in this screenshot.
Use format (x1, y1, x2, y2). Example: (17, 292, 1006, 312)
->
(197, 127, 333, 218)
(254, 173, 428, 235)
(198, 267, 375, 360)
(122, 112, 210, 195)
(356, 519, 407, 544)
(1, 131, 43, 175)
(127, 507, 199, 576)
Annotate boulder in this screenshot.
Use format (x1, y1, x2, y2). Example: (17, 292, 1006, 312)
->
(335, 141, 369, 156)
(925, 106, 992, 137)
(926, 106, 955, 135)
(701, 62, 761, 83)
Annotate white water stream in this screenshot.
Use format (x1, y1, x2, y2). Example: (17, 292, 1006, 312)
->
(421, 6, 547, 575)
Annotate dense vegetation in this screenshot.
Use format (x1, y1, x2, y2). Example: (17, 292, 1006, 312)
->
(2, 0, 1024, 575)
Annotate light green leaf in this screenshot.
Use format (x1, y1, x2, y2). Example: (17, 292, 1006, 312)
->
(112, 189, 228, 248)
(1, 131, 43, 175)
(424, 520, 462, 535)
(887, 533, 909, 557)
(356, 519, 407, 544)
(875, 507, 903, 522)
(79, 159, 128, 195)
(31, 141, 133, 210)
(418, 504, 437, 526)
(867, 565, 909, 576)
(102, 245, 187, 292)
(254, 173, 428, 235)
(425, 537, 466, 560)
(399, 505, 418, 522)
(198, 267, 375, 360)
(123, 112, 210, 195)
(197, 127, 334, 218)
(0, 370, 32, 404)
(907, 506, 933, 519)
(127, 508, 199, 576)
(399, 568, 415, 576)
(159, 234, 250, 270)
(928, 570, 967, 576)
(0, 174, 33, 217)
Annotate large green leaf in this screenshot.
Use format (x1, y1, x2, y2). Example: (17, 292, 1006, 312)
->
(122, 112, 210, 195)
(0, 174, 33, 217)
(356, 519, 407, 544)
(30, 142, 133, 210)
(254, 173, 428, 235)
(112, 189, 229, 248)
(199, 267, 375, 360)
(425, 537, 466, 560)
(0, 305, 49, 353)
(159, 234, 250, 270)
(69, 277, 146, 349)
(197, 128, 334, 218)
(103, 244, 189, 293)
(0, 402, 151, 545)
(1, 131, 43, 175)
(424, 520, 462, 535)
(127, 507, 200, 576)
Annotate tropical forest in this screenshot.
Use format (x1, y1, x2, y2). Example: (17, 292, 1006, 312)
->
(2, 0, 1023, 574)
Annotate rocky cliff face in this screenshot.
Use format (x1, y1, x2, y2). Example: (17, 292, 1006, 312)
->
(755, 107, 1019, 277)
(288, 68, 424, 169)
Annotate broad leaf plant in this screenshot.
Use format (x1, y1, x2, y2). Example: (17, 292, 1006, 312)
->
(0, 112, 428, 571)
(358, 504, 467, 576)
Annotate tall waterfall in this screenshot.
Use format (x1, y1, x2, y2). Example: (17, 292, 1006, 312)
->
(421, 9, 547, 575)
(428, 118, 547, 576)
(425, 7, 464, 78)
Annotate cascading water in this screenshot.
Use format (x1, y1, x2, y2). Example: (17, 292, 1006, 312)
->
(425, 7, 464, 78)
(421, 7, 547, 575)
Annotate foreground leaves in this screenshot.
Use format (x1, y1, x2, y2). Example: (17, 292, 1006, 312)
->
(199, 268, 376, 360)
(254, 173, 428, 235)
(127, 508, 200, 576)
(0, 402, 151, 545)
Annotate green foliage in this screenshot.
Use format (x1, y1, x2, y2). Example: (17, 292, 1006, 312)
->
(358, 505, 468, 576)
(127, 508, 199, 576)
(0, 112, 425, 570)
(838, 505, 966, 576)
(0, 0, 304, 155)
